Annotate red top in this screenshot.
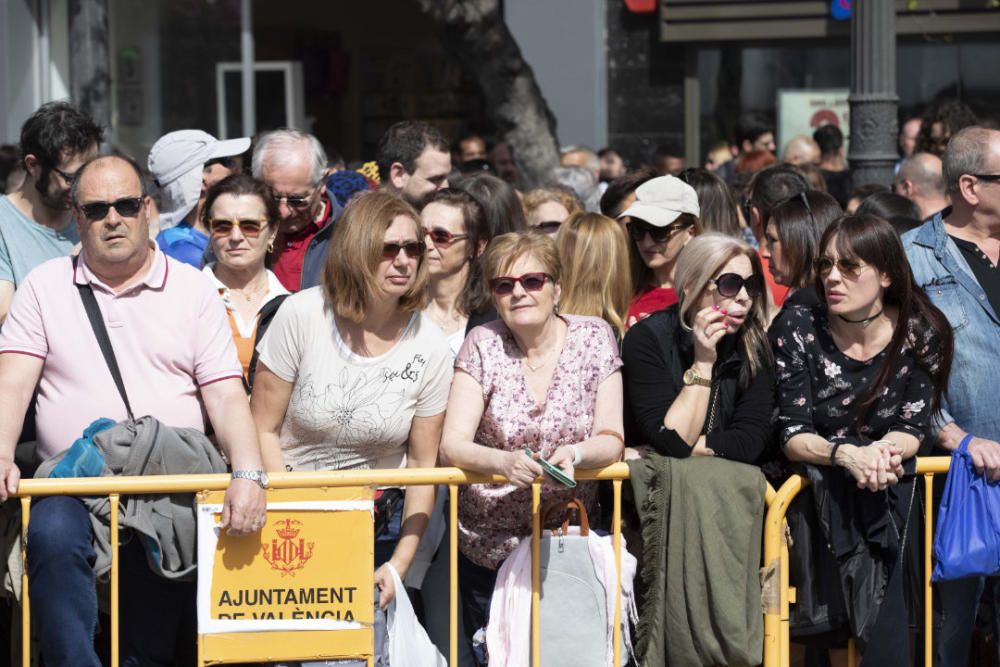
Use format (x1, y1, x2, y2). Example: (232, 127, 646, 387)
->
(626, 285, 677, 330)
(762, 251, 790, 307)
(271, 196, 332, 292)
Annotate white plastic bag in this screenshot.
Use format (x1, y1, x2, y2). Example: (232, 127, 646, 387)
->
(386, 562, 447, 667)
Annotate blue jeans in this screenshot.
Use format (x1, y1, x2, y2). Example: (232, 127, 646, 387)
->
(936, 576, 1000, 667)
(26, 496, 195, 667)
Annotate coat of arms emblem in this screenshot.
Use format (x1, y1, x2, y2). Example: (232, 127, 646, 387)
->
(262, 519, 315, 576)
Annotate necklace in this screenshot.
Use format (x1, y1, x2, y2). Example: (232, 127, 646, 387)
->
(838, 308, 883, 325)
(230, 282, 267, 303)
(523, 349, 556, 372)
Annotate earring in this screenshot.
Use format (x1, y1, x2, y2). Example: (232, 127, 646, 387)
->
(267, 240, 275, 253)
(553, 302, 560, 314)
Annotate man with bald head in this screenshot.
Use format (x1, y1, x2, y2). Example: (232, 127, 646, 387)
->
(903, 126, 1000, 667)
(895, 152, 949, 219)
(780, 134, 821, 166)
(0, 154, 267, 666)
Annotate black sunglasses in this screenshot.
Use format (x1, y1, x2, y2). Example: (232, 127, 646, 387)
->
(535, 221, 562, 234)
(50, 165, 79, 183)
(382, 241, 426, 259)
(972, 174, 1000, 182)
(78, 197, 144, 222)
(711, 272, 764, 298)
(627, 219, 689, 244)
(423, 228, 468, 247)
(488, 272, 553, 296)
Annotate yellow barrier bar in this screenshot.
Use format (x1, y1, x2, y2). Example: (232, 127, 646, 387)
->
(12, 465, 632, 497)
(20, 497, 30, 667)
(449, 483, 459, 667)
(848, 639, 856, 666)
(530, 482, 541, 667)
(612, 479, 622, 667)
(924, 473, 934, 667)
(109, 494, 120, 667)
(762, 474, 807, 667)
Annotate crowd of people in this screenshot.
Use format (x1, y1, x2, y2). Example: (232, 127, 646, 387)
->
(0, 98, 997, 667)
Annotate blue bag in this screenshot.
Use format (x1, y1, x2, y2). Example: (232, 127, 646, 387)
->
(931, 435, 1000, 581)
(47, 418, 116, 479)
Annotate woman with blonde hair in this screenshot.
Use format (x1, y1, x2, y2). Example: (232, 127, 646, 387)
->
(251, 190, 454, 608)
(522, 186, 583, 236)
(555, 211, 633, 341)
(622, 232, 774, 462)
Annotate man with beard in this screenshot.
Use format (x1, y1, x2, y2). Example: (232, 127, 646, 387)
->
(376, 121, 451, 208)
(0, 102, 102, 322)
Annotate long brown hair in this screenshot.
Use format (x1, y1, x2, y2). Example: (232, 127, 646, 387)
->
(816, 215, 953, 424)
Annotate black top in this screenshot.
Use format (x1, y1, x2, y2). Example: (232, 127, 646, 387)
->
(770, 303, 940, 448)
(621, 305, 775, 463)
(950, 234, 1000, 317)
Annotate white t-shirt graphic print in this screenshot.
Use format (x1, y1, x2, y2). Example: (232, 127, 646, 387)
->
(257, 287, 453, 471)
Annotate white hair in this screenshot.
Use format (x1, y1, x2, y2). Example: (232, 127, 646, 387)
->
(251, 128, 327, 186)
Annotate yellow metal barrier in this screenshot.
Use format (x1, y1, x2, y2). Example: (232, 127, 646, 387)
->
(12, 465, 634, 667)
(762, 456, 952, 667)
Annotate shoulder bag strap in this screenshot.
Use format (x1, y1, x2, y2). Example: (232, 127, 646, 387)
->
(73, 257, 135, 421)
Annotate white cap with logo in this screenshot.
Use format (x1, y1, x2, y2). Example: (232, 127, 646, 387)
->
(148, 130, 251, 230)
(617, 175, 700, 227)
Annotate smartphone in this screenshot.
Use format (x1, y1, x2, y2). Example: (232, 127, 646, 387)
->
(523, 447, 577, 488)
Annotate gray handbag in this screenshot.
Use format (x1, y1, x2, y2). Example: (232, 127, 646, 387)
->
(537, 499, 629, 667)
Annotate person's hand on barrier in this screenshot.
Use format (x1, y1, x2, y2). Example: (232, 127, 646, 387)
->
(0, 456, 19, 502)
(502, 450, 544, 488)
(544, 446, 576, 487)
(220, 478, 267, 536)
(872, 440, 905, 479)
(837, 444, 899, 492)
(968, 437, 1000, 482)
(374, 563, 397, 609)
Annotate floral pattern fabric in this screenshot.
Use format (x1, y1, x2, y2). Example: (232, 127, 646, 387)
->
(771, 304, 940, 447)
(454, 315, 623, 569)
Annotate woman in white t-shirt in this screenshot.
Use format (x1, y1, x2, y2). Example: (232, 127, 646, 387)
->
(421, 188, 490, 358)
(251, 190, 453, 608)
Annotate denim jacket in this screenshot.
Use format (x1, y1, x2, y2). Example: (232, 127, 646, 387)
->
(901, 212, 1000, 442)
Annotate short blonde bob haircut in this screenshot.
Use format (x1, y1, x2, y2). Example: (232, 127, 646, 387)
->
(522, 187, 583, 224)
(556, 212, 632, 339)
(674, 232, 772, 385)
(481, 229, 561, 288)
(322, 190, 428, 322)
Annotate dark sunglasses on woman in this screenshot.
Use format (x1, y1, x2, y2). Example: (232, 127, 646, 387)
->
(535, 221, 562, 234)
(711, 272, 764, 299)
(488, 272, 553, 296)
(814, 256, 868, 279)
(627, 218, 688, 244)
(78, 197, 144, 222)
(208, 218, 268, 237)
(382, 241, 426, 259)
(423, 228, 468, 247)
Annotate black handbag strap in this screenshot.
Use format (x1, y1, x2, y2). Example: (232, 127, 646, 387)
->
(74, 259, 135, 421)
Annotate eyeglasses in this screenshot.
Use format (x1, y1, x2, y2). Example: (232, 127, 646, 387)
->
(208, 218, 269, 237)
(272, 191, 315, 209)
(711, 273, 764, 299)
(627, 219, 689, 244)
(535, 221, 562, 234)
(51, 165, 79, 183)
(814, 256, 870, 279)
(971, 174, 1000, 182)
(382, 241, 426, 259)
(423, 228, 468, 247)
(488, 272, 554, 296)
(78, 197, 144, 222)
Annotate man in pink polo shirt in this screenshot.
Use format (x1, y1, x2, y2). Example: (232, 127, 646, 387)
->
(0, 155, 266, 667)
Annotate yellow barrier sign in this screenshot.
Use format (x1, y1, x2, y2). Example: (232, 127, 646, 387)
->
(196, 487, 375, 664)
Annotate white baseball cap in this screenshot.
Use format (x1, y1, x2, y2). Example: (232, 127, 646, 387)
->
(617, 175, 700, 227)
(148, 130, 250, 229)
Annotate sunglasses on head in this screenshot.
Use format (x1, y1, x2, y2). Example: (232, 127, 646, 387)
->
(488, 272, 553, 296)
(627, 218, 688, 244)
(208, 218, 268, 237)
(711, 272, 764, 298)
(382, 241, 426, 259)
(272, 192, 313, 209)
(814, 256, 869, 278)
(423, 228, 468, 247)
(535, 221, 562, 234)
(78, 197, 144, 222)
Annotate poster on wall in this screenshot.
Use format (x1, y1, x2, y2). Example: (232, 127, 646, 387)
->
(777, 89, 850, 154)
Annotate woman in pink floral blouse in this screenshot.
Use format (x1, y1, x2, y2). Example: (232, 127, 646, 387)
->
(440, 230, 624, 659)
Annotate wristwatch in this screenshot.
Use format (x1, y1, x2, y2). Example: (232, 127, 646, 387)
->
(232, 469, 269, 489)
(682, 368, 712, 387)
